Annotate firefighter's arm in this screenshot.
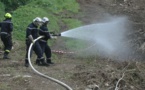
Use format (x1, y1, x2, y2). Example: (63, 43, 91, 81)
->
(9, 23, 13, 32)
(49, 32, 61, 39)
(28, 35, 34, 43)
(51, 36, 57, 39)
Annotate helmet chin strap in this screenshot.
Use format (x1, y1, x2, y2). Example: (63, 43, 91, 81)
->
(39, 22, 43, 26)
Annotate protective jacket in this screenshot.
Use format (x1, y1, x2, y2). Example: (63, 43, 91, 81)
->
(39, 24, 51, 41)
(0, 19, 13, 34)
(26, 23, 39, 39)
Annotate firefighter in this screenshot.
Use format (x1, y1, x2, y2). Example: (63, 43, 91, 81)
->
(0, 13, 13, 59)
(39, 17, 54, 64)
(25, 17, 49, 67)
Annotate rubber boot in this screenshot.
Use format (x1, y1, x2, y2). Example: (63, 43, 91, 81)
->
(3, 52, 10, 59)
(36, 58, 49, 66)
(46, 58, 54, 64)
(25, 59, 29, 67)
(35, 58, 41, 65)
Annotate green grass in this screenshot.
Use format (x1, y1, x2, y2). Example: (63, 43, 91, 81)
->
(9, 0, 81, 40)
(62, 19, 82, 29)
(28, 0, 79, 14)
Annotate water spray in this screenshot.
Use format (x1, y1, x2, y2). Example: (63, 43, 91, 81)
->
(28, 36, 73, 90)
(54, 16, 132, 60)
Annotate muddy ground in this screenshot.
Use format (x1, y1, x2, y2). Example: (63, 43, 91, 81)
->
(0, 0, 145, 90)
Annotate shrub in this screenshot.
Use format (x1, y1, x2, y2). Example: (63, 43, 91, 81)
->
(0, 0, 31, 11)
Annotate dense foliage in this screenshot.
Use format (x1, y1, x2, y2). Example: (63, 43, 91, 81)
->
(0, 0, 31, 11)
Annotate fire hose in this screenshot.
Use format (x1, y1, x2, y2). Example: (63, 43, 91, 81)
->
(28, 36, 73, 90)
(50, 32, 97, 54)
(52, 42, 97, 54)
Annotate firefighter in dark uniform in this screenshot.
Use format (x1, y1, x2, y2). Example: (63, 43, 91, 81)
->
(25, 17, 49, 67)
(0, 13, 13, 59)
(39, 17, 54, 64)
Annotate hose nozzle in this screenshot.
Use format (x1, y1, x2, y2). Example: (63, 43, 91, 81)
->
(52, 33, 61, 36)
(50, 32, 61, 36)
(58, 33, 61, 36)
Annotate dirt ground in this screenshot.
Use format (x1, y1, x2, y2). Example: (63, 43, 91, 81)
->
(1, 0, 145, 90)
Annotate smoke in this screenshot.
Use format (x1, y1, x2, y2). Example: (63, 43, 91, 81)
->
(61, 16, 132, 60)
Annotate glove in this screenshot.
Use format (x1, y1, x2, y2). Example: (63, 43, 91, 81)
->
(32, 40, 35, 44)
(28, 35, 35, 44)
(51, 36, 57, 39)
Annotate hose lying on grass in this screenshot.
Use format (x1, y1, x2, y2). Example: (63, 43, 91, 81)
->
(28, 36, 73, 90)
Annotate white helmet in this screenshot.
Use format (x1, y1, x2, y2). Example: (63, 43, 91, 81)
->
(33, 17, 43, 26)
(42, 17, 49, 23)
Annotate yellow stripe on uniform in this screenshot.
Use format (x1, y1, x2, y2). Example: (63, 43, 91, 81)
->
(5, 50, 10, 52)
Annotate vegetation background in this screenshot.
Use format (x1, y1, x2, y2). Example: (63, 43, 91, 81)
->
(0, 0, 81, 40)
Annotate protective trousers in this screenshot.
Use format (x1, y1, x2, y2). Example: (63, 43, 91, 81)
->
(39, 41, 51, 59)
(25, 40, 48, 67)
(0, 34, 12, 58)
(25, 40, 43, 59)
(39, 41, 53, 64)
